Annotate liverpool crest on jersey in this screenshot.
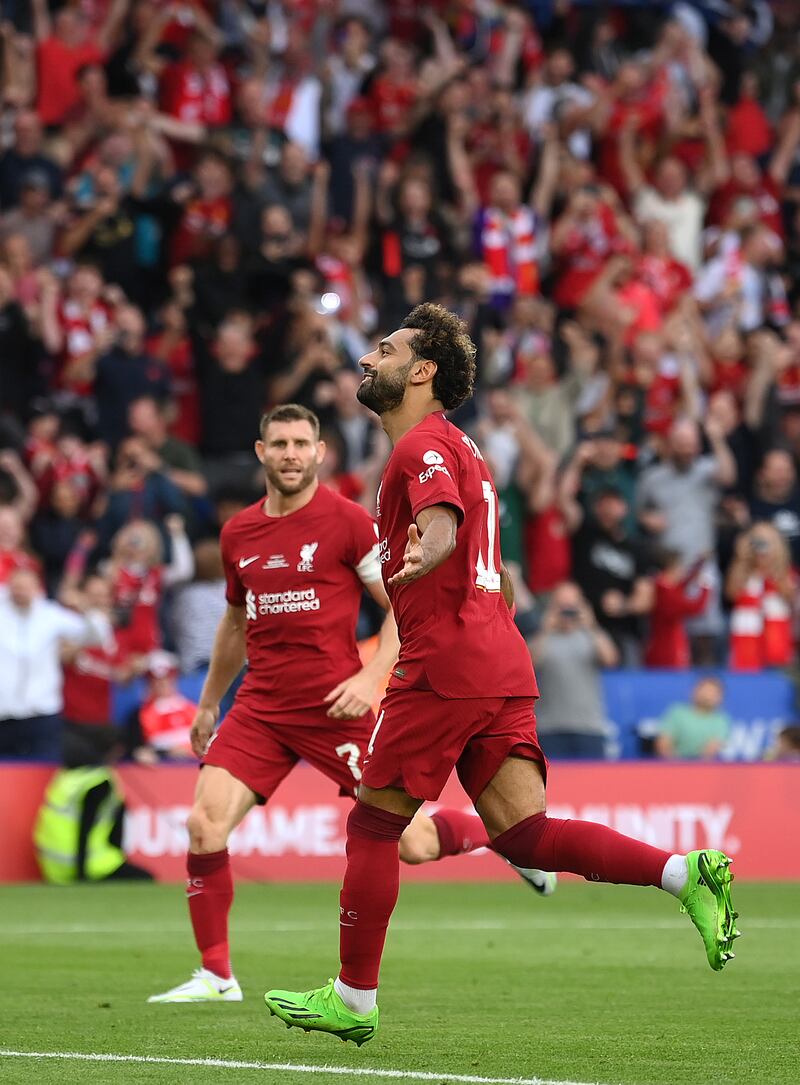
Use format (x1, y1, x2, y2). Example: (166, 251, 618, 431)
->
(298, 542, 318, 572)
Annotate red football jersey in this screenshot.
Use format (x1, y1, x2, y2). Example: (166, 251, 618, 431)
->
(62, 640, 125, 725)
(220, 485, 381, 723)
(377, 413, 538, 700)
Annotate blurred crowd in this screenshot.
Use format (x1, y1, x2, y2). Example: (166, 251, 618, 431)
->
(1, 0, 800, 760)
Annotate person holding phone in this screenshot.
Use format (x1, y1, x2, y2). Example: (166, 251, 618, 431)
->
(527, 581, 619, 759)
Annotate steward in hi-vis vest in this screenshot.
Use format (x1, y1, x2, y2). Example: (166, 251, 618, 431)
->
(34, 767, 127, 884)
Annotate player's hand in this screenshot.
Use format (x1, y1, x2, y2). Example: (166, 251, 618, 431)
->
(388, 524, 427, 586)
(190, 706, 219, 758)
(324, 672, 375, 719)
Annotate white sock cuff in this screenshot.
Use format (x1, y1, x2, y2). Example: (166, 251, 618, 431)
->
(334, 976, 377, 1014)
(661, 853, 689, 897)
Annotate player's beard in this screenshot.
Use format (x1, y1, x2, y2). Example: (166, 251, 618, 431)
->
(264, 460, 318, 495)
(356, 360, 414, 416)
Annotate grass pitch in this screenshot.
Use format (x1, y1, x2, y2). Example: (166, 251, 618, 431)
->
(0, 879, 796, 1085)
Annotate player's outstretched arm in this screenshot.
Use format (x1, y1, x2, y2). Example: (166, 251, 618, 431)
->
(190, 604, 247, 757)
(388, 506, 458, 587)
(325, 582, 400, 720)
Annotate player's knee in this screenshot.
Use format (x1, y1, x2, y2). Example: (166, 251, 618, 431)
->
(399, 816, 440, 865)
(186, 805, 230, 854)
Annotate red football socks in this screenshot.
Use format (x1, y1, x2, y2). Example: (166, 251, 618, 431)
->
(431, 809, 490, 857)
(339, 801, 412, 990)
(186, 849, 234, 979)
(493, 812, 670, 887)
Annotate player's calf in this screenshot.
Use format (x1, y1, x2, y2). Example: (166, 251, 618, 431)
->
(399, 813, 441, 864)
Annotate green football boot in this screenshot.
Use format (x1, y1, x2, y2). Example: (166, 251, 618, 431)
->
(264, 979, 378, 1046)
(679, 850, 741, 970)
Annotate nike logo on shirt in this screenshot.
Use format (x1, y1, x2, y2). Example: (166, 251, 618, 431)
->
(238, 556, 260, 568)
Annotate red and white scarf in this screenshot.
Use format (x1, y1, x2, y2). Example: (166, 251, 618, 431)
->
(730, 574, 793, 671)
(481, 206, 538, 297)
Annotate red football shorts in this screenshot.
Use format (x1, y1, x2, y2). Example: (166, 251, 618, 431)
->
(202, 703, 375, 802)
(361, 688, 547, 803)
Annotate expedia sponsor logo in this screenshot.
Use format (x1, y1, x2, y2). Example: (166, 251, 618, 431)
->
(378, 538, 391, 564)
(418, 463, 451, 484)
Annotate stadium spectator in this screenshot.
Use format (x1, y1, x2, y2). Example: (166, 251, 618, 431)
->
(0, 110, 62, 208)
(643, 550, 712, 669)
(94, 304, 171, 447)
(127, 395, 207, 500)
(106, 515, 193, 657)
(94, 437, 188, 552)
(0, 565, 111, 760)
(726, 522, 795, 671)
(129, 651, 197, 762)
(0, 504, 38, 583)
(637, 416, 736, 662)
(171, 538, 227, 676)
(747, 449, 800, 566)
(60, 570, 141, 766)
(0, 170, 59, 266)
(770, 725, 800, 762)
(564, 485, 653, 666)
(528, 581, 618, 759)
(654, 677, 731, 761)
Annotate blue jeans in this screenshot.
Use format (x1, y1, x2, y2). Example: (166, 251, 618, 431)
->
(541, 731, 606, 760)
(0, 715, 63, 760)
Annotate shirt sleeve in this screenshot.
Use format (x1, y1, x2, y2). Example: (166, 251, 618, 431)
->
(53, 605, 91, 641)
(220, 523, 245, 606)
(658, 705, 680, 737)
(398, 436, 465, 524)
(345, 504, 383, 585)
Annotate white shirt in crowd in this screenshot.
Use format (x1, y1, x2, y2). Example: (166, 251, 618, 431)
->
(634, 187, 706, 269)
(0, 596, 110, 719)
(694, 254, 765, 334)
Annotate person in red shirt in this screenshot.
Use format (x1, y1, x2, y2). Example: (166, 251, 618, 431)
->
(636, 220, 693, 318)
(134, 651, 197, 760)
(710, 152, 786, 241)
(0, 505, 39, 584)
(145, 300, 201, 446)
(160, 29, 232, 129)
(168, 151, 233, 267)
(61, 571, 139, 764)
(149, 404, 533, 1006)
(706, 326, 749, 404)
(108, 515, 194, 657)
(33, 3, 108, 128)
(368, 38, 417, 138)
(265, 303, 738, 1042)
(44, 263, 111, 396)
(726, 72, 772, 160)
(726, 523, 795, 672)
(551, 186, 635, 310)
(644, 550, 711, 669)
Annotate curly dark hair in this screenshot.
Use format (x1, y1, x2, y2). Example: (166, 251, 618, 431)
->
(401, 303, 477, 411)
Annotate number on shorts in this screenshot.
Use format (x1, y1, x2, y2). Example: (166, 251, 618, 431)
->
(475, 480, 501, 592)
(335, 742, 362, 782)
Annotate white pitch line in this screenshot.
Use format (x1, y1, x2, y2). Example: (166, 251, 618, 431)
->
(0, 1050, 606, 1085)
(0, 918, 792, 936)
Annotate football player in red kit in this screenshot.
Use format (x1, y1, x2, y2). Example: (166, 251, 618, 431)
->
(149, 403, 549, 1005)
(265, 305, 740, 1045)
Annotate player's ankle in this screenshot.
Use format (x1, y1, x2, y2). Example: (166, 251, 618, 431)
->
(335, 976, 377, 1014)
(660, 853, 689, 897)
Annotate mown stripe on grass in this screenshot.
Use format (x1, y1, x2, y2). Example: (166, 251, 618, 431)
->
(0, 1049, 606, 1085)
(0, 917, 791, 936)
